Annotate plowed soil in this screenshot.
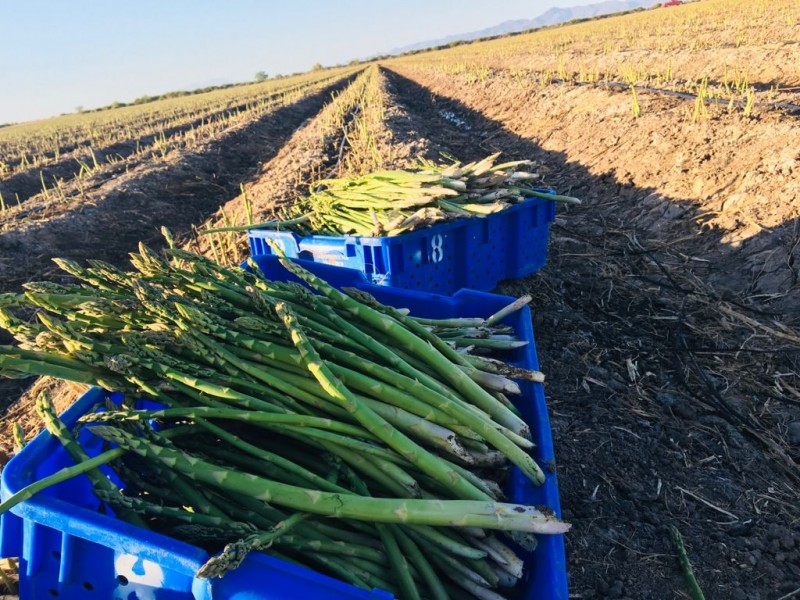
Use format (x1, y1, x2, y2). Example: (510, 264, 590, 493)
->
(380, 66, 799, 599)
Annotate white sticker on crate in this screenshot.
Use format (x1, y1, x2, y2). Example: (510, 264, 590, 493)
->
(115, 553, 165, 598)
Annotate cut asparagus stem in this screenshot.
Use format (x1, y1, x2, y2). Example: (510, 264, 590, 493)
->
(0, 447, 122, 516)
(271, 250, 532, 439)
(274, 301, 491, 501)
(90, 425, 570, 533)
(394, 527, 450, 600)
(483, 295, 532, 328)
(35, 391, 149, 530)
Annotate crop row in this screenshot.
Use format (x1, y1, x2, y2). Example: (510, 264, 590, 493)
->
(199, 66, 391, 267)
(0, 71, 360, 218)
(390, 0, 799, 112)
(0, 68, 358, 179)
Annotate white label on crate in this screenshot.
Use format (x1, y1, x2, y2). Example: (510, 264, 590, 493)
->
(430, 234, 444, 263)
(115, 554, 165, 598)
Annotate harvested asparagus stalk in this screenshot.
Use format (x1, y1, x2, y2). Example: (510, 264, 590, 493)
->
(0, 241, 568, 598)
(202, 153, 580, 237)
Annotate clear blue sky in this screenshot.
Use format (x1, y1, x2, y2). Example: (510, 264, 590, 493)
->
(1, 0, 570, 124)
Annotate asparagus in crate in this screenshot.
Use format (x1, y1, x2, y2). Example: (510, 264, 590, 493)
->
(0, 240, 567, 599)
(202, 152, 580, 237)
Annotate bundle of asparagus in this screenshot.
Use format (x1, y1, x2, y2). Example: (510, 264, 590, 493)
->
(0, 240, 568, 599)
(204, 153, 580, 238)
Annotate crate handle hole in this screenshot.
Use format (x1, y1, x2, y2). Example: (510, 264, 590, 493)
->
(117, 575, 129, 586)
(48, 590, 59, 597)
(51, 550, 61, 560)
(83, 582, 94, 591)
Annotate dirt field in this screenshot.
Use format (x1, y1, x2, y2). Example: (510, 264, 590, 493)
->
(1, 2, 799, 598)
(376, 65, 800, 599)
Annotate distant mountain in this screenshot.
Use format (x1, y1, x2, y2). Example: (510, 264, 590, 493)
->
(388, 0, 656, 55)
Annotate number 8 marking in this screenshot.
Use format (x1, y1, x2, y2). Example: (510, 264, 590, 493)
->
(430, 234, 444, 263)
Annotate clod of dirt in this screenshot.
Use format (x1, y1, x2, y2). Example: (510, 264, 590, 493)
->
(787, 421, 800, 446)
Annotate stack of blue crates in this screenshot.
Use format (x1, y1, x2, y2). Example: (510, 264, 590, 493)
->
(248, 192, 556, 295)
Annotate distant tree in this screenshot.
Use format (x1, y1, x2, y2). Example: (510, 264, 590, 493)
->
(311, 62, 324, 71)
(254, 71, 268, 82)
(132, 95, 160, 105)
(75, 105, 84, 113)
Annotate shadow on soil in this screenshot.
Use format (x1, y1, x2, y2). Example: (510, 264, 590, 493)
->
(384, 67, 800, 600)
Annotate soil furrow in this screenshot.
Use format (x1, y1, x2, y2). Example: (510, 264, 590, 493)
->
(389, 67, 800, 306)
(185, 70, 380, 264)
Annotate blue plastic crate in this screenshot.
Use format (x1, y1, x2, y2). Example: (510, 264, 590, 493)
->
(248, 192, 557, 294)
(0, 255, 567, 600)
